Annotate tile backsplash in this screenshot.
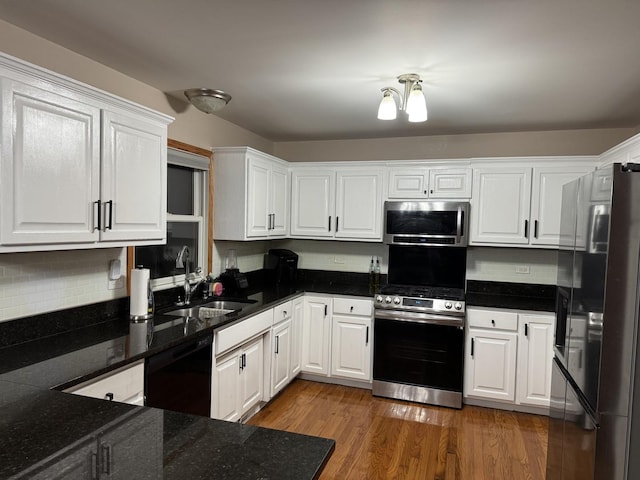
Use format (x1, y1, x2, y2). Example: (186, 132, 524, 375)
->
(0, 248, 127, 322)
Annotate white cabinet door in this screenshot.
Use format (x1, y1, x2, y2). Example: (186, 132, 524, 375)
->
(212, 352, 241, 422)
(240, 337, 264, 413)
(516, 313, 554, 406)
(335, 169, 383, 240)
(330, 314, 371, 381)
(301, 296, 331, 375)
(530, 167, 593, 246)
(291, 297, 304, 376)
(465, 328, 518, 402)
(269, 162, 289, 237)
(470, 168, 532, 245)
(0, 78, 101, 245)
(387, 168, 429, 199)
(271, 319, 292, 396)
(429, 168, 472, 198)
(290, 169, 335, 237)
(246, 156, 270, 237)
(100, 110, 167, 242)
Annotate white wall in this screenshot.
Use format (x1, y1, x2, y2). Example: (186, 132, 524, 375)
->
(466, 247, 558, 285)
(0, 248, 126, 322)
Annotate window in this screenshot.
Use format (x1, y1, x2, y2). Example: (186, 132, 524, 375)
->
(135, 147, 210, 289)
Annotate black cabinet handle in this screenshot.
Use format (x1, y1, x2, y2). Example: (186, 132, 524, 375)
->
(105, 392, 114, 401)
(275, 336, 279, 354)
(105, 200, 113, 231)
(336, 216, 339, 232)
(350, 306, 354, 312)
(525, 323, 529, 337)
(524, 219, 529, 238)
(243, 353, 246, 368)
(324, 304, 328, 316)
(101, 444, 112, 475)
(365, 326, 369, 345)
(91, 452, 98, 480)
(471, 338, 475, 357)
(534, 220, 539, 239)
(93, 200, 101, 232)
(328, 216, 332, 232)
(491, 319, 495, 326)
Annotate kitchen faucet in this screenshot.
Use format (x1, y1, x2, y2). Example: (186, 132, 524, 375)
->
(176, 246, 207, 305)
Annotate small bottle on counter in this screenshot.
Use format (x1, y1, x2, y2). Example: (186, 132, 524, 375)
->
(369, 256, 375, 294)
(374, 256, 381, 292)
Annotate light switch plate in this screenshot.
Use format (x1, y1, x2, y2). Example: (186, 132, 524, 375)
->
(108, 277, 125, 290)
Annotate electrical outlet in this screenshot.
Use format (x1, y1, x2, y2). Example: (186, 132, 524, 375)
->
(334, 256, 345, 264)
(515, 265, 530, 274)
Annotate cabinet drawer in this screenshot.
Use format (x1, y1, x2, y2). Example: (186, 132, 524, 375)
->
(467, 308, 518, 331)
(216, 308, 273, 356)
(66, 360, 144, 404)
(333, 297, 372, 316)
(273, 300, 293, 324)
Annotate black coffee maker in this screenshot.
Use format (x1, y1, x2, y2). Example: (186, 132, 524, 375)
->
(264, 249, 298, 286)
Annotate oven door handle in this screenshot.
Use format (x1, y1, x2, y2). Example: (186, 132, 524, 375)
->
(375, 309, 464, 327)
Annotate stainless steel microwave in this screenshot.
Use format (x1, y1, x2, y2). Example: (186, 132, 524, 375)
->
(383, 201, 469, 246)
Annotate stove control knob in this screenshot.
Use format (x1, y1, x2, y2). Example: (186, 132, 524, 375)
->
(454, 302, 463, 311)
(445, 301, 453, 309)
(375, 295, 383, 303)
(385, 296, 392, 304)
(393, 296, 401, 305)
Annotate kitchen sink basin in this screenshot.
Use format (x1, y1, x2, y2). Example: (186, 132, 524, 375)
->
(164, 299, 256, 318)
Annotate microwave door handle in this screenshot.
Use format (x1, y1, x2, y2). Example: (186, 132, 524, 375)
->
(456, 206, 462, 243)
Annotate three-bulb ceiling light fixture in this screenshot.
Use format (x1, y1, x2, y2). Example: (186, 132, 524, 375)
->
(377, 73, 427, 122)
(184, 88, 232, 114)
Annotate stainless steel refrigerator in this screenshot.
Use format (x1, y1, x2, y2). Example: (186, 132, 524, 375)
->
(546, 163, 640, 480)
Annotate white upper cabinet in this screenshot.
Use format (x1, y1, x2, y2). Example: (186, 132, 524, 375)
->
(213, 147, 290, 240)
(290, 169, 335, 238)
(470, 158, 597, 248)
(387, 164, 471, 199)
(471, 167, 532, 245)
(100, 109, 167, 242)
(290, 166, 383, 241)
(0, 78, 101, 246)
(0, 54, 172, 252)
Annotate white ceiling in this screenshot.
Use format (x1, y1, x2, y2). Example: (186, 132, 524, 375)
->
(0, 0, 639, 142)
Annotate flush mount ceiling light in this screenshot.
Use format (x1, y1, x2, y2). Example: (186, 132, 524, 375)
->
(184, 88, 232, 114)
(377, 73, 427, 123)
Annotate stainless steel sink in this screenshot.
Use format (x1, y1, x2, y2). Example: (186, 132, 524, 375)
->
(164, 299, 256, 318)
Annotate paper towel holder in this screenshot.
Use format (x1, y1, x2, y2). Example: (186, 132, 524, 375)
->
(130, 266, 154, 322)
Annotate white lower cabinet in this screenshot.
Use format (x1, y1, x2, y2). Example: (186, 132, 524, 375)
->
(301, 294, 373, 384)
(301, 295, 332, 375)
(516, 313, 555, 406)
(212, 336, 264, 422)
(271, 301, 294, 397)
(65, 360, 145, 405)
(291, 297, 304, 376)
(464, 307, 555, 410)
(330, 298, 372, 382)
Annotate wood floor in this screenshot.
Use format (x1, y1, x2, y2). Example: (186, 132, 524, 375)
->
(248, 380, 548, 480)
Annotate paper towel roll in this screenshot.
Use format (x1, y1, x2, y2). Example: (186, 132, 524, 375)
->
(130, 268, 150, 318)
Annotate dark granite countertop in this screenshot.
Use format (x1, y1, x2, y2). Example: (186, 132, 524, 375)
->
(0, 278, 344, 480)
(466, 280, 557, 312)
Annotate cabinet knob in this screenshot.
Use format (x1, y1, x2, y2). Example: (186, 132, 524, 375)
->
(105, 392, 114, 401)
(350, 306, 354, 312)
(491, 319, 495, 326)
(283, 310, 287, 316)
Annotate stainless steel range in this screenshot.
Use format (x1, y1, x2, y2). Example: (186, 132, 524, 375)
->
(373, 201, 469, 409)
(373, 285, 465, 409)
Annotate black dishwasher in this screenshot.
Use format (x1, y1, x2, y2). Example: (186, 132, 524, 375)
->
(145, 334, 212, 417)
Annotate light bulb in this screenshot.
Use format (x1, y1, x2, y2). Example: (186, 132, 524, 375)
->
(377, 90, 397, 120)
(406, 83, 427, 122)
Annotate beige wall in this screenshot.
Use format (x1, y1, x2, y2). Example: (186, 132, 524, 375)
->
(273, 127, 640, 162)
(0, 19, 273, 153)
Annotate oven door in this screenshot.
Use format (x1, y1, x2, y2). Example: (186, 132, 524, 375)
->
(372, 312, 464, 408)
